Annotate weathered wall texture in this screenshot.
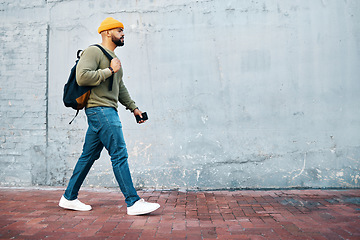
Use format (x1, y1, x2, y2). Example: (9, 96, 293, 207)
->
(1, 0, 359, 189)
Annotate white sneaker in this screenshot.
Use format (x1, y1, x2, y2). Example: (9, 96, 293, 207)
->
(59, 195, 92, 211)
(127, 199, 160, 216)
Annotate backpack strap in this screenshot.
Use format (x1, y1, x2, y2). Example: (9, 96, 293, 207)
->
(93, 44, 114, 91)
(93, 44, 113, 60)
(69, 110, 80, 124)
(76, 50, 82, 59)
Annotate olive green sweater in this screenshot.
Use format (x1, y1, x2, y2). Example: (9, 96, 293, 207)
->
(76, 44, 137, 111)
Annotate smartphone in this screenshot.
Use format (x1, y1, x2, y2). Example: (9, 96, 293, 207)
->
(135, 112, 148, 123)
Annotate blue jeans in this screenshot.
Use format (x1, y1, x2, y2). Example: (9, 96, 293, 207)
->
(64, 107, 140, 207)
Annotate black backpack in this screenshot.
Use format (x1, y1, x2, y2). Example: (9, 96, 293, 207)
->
(63, 44, 113, 124)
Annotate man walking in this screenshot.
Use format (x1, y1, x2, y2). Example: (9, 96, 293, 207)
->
(59, 17, 160, 216)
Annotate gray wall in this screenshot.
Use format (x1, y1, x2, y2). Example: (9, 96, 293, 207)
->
(1, 0, 359, 189)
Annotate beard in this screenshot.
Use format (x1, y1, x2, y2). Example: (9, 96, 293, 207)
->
(112, 35, 124, 47)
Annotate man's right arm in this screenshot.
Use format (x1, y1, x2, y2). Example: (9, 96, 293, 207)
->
(76, 47, 112, 86)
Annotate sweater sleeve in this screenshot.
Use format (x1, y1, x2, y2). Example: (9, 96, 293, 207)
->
(76, 46, 113, 87)
(118, 80, 138, 111)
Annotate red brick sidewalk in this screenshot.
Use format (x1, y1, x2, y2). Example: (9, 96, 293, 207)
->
(0, 188, 359, 239)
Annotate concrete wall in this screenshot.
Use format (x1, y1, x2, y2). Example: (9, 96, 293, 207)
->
(1, 0, 359, 189)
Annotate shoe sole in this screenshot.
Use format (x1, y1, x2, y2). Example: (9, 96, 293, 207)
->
(59, 203, 92, 211)
(127, 205, 160, 216)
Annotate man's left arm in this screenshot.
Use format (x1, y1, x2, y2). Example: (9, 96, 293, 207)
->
(118, 81, 146, 124)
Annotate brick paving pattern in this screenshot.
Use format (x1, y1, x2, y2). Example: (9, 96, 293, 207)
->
(0, 188, 359, 239)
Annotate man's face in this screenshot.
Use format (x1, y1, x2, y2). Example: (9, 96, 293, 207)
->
(111, 28, 125, 47)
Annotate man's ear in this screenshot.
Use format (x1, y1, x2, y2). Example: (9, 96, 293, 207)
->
(106, 30, 112, 37)
(100, 31, 109, 38)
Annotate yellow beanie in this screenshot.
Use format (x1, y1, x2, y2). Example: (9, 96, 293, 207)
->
(98, 17, 124, 34)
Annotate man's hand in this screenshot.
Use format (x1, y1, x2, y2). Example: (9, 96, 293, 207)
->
(133, 108, 146, 124)
(110, 58, 121, 73)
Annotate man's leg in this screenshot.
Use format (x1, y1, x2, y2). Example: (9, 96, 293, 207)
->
(95, 107, 160, 215)
(94, 107, 140, 207)
(59, 109, 104, 211)
(59, 125, 103, 211)
(63, 127, 104, 200)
